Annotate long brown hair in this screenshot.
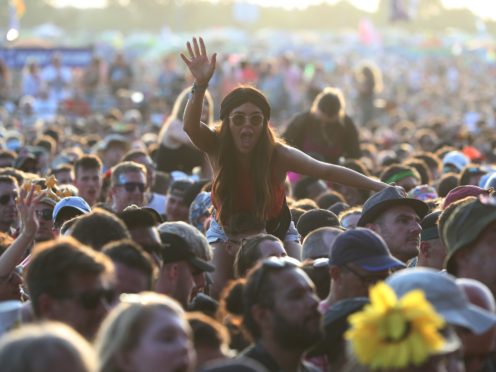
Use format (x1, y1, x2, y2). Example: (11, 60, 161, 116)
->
(212, 87, 280, 232)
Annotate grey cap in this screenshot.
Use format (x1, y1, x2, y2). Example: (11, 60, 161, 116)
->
(386, 267, 496, 335)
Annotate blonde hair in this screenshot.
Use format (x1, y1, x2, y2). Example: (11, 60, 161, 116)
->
(158, 86, 214, 142)
(95, 292, 190, 372)
(0, 321, 97, 372)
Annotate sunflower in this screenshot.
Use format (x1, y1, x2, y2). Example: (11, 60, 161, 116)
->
(345, 281, 446, 370)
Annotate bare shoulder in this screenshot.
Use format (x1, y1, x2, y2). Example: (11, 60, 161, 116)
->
(273, 143, 295, 174)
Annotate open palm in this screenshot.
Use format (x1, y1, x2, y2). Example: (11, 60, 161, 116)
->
(180, 37, 217, 85)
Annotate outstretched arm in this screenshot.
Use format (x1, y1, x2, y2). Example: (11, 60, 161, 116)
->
(277, 144, 387, 192)
(181, 37, 218, 154)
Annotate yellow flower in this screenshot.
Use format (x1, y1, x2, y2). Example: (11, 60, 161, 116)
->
(345, 282, 446, 370)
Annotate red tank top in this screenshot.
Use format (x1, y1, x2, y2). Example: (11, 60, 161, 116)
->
(212, 161, 286, 220)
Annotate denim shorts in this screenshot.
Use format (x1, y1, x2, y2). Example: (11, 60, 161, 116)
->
(206, 217, 300, 244)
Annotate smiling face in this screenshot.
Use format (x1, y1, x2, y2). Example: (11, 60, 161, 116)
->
(227, 102, 265, 155)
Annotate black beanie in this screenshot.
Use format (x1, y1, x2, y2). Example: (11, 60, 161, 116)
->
(219, 86, 271, 121)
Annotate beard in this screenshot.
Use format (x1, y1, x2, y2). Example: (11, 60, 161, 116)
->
(271, 309, 323, 350)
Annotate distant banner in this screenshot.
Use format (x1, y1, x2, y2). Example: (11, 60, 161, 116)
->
(0, 47, 94, 69)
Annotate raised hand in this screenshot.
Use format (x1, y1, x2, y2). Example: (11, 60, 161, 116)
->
(17, 185, 42, 236)
(180, 37, 217, 85)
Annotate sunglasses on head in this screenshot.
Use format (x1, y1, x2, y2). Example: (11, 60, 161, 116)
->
(56, 288, 116, 310)
(117, 182, 146, 193)
(229, 113, 264, 127)
(0, 192, 18, 206)
(252, 257, 299, 302)
(36, 209, 53, 221)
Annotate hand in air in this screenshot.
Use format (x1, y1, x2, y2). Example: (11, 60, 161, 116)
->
(180, 37, 217, 86)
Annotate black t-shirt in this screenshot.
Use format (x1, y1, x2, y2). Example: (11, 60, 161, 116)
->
(154, 143, 204, 174)
(283, 112, 360, 164)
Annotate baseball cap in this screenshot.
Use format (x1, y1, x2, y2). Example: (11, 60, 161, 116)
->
(441, 195, 496, 273)
(307, 297, 369, 357)
(442, 185, 490, 209)
(53, 196, 91, 224)
(442, 151, 469, 173)
(296, 209, 342, 239)
(160, 232, 215, 272)
(386, 268, 496, 335)
(328, 227, 405, 271)
(357, 186, 429, 227)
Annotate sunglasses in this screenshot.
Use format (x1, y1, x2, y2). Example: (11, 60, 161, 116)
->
(56, 288, 116, 310)
(229, 113, 264, 127)
(252, 257, 299, 303)
(116, 182, 146, 193)
(36, 208, 53, 221)
(0, 192, 18, 206)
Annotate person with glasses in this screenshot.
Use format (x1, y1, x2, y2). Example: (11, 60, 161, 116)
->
(225, 257, 321, 372)
(25, 237, 116, 340)
(321, 227, 405, 314)
(109, 161, 147, 213)
(0, 175, 19, 236)
(33, 195, 57, 243)
(121, 149, 168, 217)
(181, 37, 388, 299)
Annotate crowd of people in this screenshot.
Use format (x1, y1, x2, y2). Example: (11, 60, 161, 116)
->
(0, 33, 495, 372)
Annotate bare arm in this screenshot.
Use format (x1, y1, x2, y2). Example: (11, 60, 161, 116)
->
(0, 188, 40, 277)
(277, 144, 387, 192)
(181, 37, 218, 155)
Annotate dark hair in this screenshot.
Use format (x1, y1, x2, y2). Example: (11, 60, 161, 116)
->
(121, 149, 149, 163)
(240, 260, 298, 340)
(380, 164, 420, 185)
(0, 175, 18, 187)
(293, 177, 325, 201)
(404, 158, 430, 185)
(70, 209, 131, 251)
(341, 159, 371, 176)
(74, 155, 102, 178)
(316, 190, 345, 209)
(219, 86, 270, 121)
(234, 234, 282, 278)
(0, 168, 24, 186)
(213, 86, 279, 230)
(187, 311, 230, 351)
(301, 259, 330, 300)
(0, 150, 17, 162)
(312, 87, 345, 118)
(437, 173, 459, 197)
(291, 198, 318, 211)
(118, 207, 160, 229)
(290, 207, 306, 225)
(459, 164, 485, 186)
(26, 237, 113, 317)
(414, 152, 441, 171)
(102, 239, 155, 290)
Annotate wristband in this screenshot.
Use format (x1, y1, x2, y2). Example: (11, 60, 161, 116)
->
(190, 82, 208, 97)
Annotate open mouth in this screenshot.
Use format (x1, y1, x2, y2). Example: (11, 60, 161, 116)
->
(240, 132, 254, 147)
